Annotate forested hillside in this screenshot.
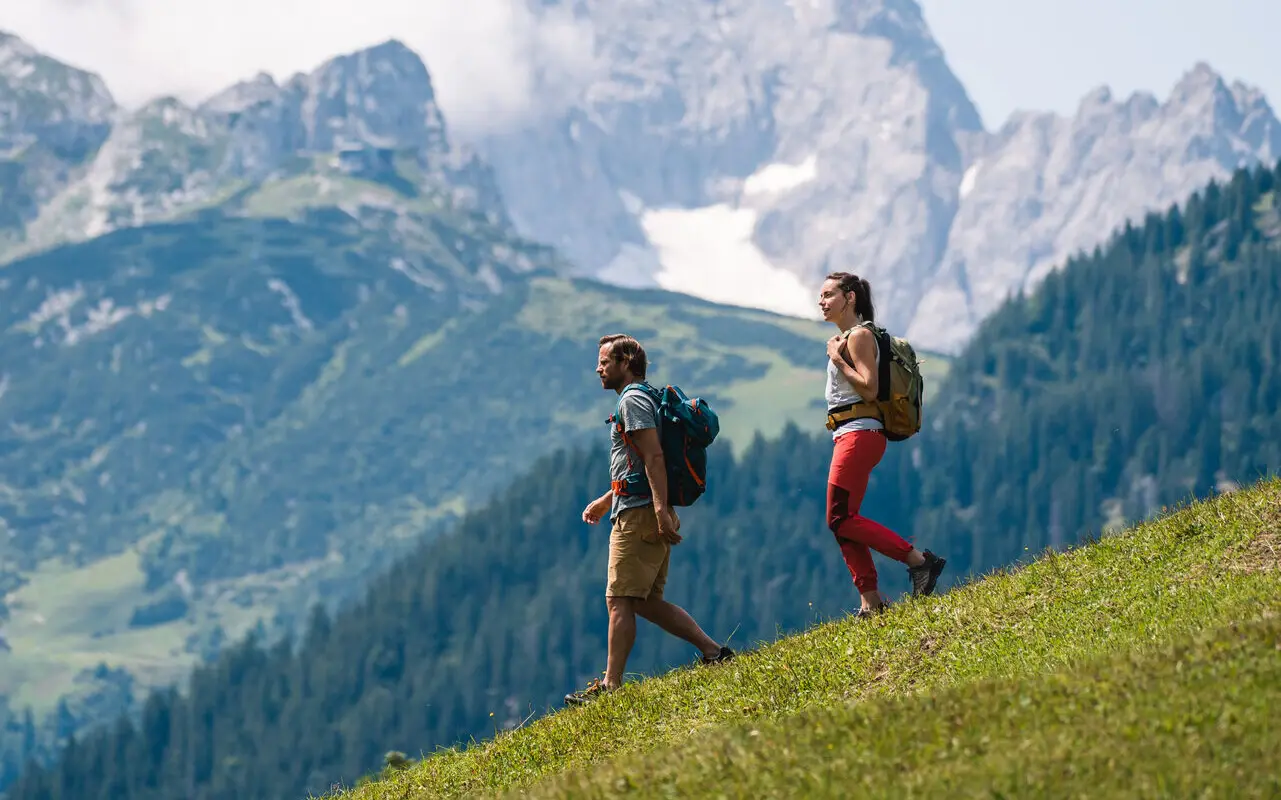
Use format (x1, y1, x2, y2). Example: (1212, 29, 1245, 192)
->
(7, 161, 1281, 799)
(904, 159, 1281, 574)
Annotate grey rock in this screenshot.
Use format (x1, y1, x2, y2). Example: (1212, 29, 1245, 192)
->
(466, 3, 1279, 351)
(914, 62, 1281, 352)
(474, 0, 982, 331)
(0, 30, 117, 241)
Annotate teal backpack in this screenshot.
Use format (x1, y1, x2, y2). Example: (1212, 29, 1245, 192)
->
(607, 382, 720, 506)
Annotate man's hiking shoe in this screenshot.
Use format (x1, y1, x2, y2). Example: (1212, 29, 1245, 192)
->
(564, 678, 613, 706)
(701, 645, 735, 665)
(907, 550, 946, 597)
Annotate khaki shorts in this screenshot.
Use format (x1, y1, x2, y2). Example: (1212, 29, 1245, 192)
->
(607, 506, 670, 600)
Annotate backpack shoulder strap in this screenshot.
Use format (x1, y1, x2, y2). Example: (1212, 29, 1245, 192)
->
(841, 322, 891, 402)
(611, 382, 659, 424)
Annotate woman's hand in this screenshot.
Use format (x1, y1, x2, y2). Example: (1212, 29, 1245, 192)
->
(826, 334, 847, 364)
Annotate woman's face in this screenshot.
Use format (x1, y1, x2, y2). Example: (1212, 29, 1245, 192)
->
(818, 279, 851, 322)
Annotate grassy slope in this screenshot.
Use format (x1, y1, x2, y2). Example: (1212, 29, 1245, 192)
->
(333, 477, 1281, 799)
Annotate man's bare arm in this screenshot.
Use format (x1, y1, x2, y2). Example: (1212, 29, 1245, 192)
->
(581, 488, 613, 524)
(629, 427, 669, 511)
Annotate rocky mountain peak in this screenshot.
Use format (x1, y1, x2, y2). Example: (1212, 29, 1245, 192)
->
(1169, 61, 1227, 104)
(1157, 62, 1279, 158)
(833, 0, 929, 35)
(1165, 62, 1250, 134)
(285, 37, 448, 154)
(0, 29, 116, 154)
(833, 0, 950, 65)
(199, 71, 281, 116)
(0, 30, 36, 58)
(0, 36, 509, 260)
(1230, 79, 1274, 115)
(909, 67, 1281, 353)
(0, 31, 119, 248)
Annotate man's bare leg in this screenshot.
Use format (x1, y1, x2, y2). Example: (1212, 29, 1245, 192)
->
(635, 595, 721, 659)
(604, 596, 637, 689)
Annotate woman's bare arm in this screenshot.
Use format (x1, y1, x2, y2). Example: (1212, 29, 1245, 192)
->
(827, 327, 879, 403)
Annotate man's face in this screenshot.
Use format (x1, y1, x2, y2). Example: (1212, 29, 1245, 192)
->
(597, 344, 626, 391)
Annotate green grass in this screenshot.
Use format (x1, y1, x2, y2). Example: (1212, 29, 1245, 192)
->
(329, 478, 1281, 799)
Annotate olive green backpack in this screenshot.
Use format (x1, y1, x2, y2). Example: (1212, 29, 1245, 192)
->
(826, 321, 924, 442)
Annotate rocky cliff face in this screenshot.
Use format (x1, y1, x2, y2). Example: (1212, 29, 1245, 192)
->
(913, 63, 1281, 350)
(477, 0, 984, 327)
(471, 0, 1281, 352)
(0, 32, 116, 243)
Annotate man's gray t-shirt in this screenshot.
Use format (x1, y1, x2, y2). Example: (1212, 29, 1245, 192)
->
(609, 387, 660, 521)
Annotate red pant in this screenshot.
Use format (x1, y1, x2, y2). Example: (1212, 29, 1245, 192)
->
(826, 430, 913, 593)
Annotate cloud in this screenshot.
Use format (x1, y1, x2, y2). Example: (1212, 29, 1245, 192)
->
(3, 0, 598, 139)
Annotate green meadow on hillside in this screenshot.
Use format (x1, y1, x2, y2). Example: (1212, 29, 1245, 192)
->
(339, 478, 1281, 800)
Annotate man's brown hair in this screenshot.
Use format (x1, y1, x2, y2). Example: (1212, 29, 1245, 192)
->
(599, 333, 648, 379)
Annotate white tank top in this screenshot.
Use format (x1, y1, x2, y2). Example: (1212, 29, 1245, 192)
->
(825, 327, 883, 439)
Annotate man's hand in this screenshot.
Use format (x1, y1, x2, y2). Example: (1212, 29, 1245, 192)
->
(582, 492, 612, 524)
(656, 506, 682, 545)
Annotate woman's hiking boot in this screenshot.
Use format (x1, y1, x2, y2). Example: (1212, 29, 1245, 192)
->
(701, 645, 735, 665)
(907, 550, 946, 597)
(853, 603, 888, 620)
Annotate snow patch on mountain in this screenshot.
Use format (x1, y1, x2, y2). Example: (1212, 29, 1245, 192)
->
(742, 154, 818, 197)
(598, 152, 824, 316)
(647, 203, 819, 318)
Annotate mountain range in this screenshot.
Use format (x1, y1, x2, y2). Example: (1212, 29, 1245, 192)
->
(0, 33, 504, 259)
(4, 5, 1279, 354)
(474, 0, 1281, 353)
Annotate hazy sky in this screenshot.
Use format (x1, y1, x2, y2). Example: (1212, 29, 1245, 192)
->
(3, 0, 1275, 136)
(920, 0, 1279, 128)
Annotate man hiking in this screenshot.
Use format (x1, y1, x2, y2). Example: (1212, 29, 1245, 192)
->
(565, 333, 734, 706)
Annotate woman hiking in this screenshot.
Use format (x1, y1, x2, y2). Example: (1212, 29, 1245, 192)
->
(818, 272, 946, 615)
